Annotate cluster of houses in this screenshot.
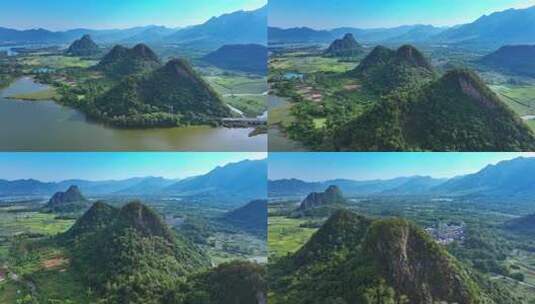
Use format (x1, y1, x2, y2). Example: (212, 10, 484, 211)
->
(425, 222, 465, 245)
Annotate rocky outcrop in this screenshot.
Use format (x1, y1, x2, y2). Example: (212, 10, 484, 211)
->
(298, 185, 346, 210)
(66, 34, 99, 56)
(325, 33, 363, 57)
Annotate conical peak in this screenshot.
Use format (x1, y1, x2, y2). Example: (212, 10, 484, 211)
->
(119, 201, 174, 241)
(342, 33, 356, 41)
(396, 44, 432, 69)
(132, 43, 159, 61)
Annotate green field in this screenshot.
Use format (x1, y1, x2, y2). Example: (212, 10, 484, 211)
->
(224, 95, 266, 117)
(268, 216, 317, 257)
(491, 84, 535, 131)
(19, 55, 98, 69)
(205, 75, 267, 95)
(0, 208, 74, 237)
(270, 55, 358, 74)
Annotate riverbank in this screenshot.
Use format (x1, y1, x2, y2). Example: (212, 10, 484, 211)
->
(0, 77, 267, 151)
(6, 87, 58, 101)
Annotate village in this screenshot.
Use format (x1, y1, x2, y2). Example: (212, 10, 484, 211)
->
(425, 222, 466, 245)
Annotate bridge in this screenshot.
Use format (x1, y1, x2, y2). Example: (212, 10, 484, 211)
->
(220, 117, 267, 128)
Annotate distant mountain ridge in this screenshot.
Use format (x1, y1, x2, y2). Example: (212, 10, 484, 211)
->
(164, 159, 267, 203)
(222, 199, 268, 235)
(269, 6, 535, 47)
(481, 45, 535, 77)
(165, 5, 267, 46)
(434, 6, 535, 47)
(202, 44, 267, 74)
(0, 159, 267, 205)
(0, 6, 266, 47)
(270, 157, 535, 199)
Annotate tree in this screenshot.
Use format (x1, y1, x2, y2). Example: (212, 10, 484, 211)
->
(362, 280, 396, 304)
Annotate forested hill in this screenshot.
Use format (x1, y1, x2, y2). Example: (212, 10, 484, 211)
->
(325, 33, 363, 57)
(62, 201, 210, 303)
(55, 200, 267, 303)
(43, 185, 89, 212)
(96, 43, 161, 78)
(91, 58, 230, 127)
(66, 34, 99, 56)
(335, 69, 535, 151)
(351, 44, 435, 95)
(270, 210, 508, 304)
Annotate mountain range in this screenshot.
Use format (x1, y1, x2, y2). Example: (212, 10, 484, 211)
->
(269, 157, 535, 199)
(0, 159, 267, 205)
(202, 44, 268, 74)
(0, 5, 266, 47)
(481, 45, 535, 77)
(269, 5, 535, 47)
(222, 199, 268, 235)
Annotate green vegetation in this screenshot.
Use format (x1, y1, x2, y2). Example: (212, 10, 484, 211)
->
(334, 69, 535, 151)
(268, 216, 317, 257)
(0, 207, 74, 237)
(1, 197, 267, 303)
(269, 209, 521, 304)
(2, 39, 265, 132)
(269, 43, 535, 151)
(59, 56, 231, 128)
(95, 44, 161, 78)
(324, 33, 363, 58)
(182, 261, 266, 304)
(224, 95, 266, 117)
(19, 55, 97, 69)
(66, 35, 100, 57)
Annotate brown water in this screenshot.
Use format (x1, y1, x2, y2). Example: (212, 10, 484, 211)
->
(0, 77, 266, 151)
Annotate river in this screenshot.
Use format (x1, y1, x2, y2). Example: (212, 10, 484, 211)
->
(0, 77, 266, 151)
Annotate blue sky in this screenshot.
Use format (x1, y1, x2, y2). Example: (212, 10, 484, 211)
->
(1, 0, 266, 30)
(0, 153, 266, 182)
(269, 0, 535, 29)
(269, 153, 535, 182)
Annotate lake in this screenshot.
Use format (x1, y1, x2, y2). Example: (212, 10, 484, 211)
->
(0, 77, 266, 151)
